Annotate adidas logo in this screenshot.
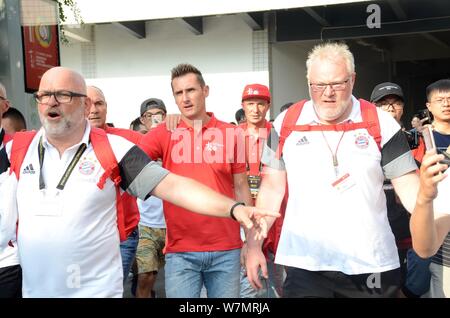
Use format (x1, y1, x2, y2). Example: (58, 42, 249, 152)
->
(296, 136, 309, 146)
(22, 164, 36, 175)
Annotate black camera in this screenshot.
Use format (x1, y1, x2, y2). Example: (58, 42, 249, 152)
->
(404, 109, 433, 150)
(404, 129, 420, 150)
(417, 109, 433, 126)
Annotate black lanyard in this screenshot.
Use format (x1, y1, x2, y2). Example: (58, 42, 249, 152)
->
(38, 137, 87, 190)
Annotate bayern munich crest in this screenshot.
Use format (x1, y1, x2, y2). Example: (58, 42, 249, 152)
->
(354, 134, 369, 149)
(78, 160, 96, 175)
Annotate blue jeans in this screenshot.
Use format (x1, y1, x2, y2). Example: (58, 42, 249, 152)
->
(120, 227, 139, 283)
(239, 252, 284, 298)
(165, 249, 241, 298)
(239, 266, 259, 298)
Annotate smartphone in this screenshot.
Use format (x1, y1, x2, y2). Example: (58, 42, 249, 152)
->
(151, 114, 163, 126)
(422, 125, 450, 169)
(422, 125, 436, 151)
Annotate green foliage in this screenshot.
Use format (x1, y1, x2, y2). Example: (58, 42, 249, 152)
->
(52, 0, 84, 44)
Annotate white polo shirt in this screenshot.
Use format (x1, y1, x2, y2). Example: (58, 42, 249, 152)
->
(3, 123, 168, 297)
(138, 161, 165, 229)
(263, 96, 417, 274)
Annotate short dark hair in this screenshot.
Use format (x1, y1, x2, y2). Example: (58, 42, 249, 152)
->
(171, 63, 205, 87)
(426, 79, 450, 101)
(235, 108, 245, 123)
(2, 107, 26, 131)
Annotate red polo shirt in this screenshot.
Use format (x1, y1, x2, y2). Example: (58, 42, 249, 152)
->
(238, 120, 272, 177)
(237, 121, 287, 256)
(139, 113, 245, 253)
(105, 125, 143, 235)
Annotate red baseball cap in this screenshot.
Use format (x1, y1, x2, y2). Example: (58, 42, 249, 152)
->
(241, 84, 270, 102)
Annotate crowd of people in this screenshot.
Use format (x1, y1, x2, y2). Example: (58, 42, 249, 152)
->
(0, 41, 449, 298)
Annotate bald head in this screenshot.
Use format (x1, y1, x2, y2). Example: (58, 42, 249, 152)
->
(37, 67, 90, 148)
(39, 67, 87, 95)
(87, 85, 108, 128)
(87, 86, 105, 100)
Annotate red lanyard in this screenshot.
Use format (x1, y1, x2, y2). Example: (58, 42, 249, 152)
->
(320, 130, 345, 177)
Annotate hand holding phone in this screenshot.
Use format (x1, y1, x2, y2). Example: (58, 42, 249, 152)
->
(422, 125, 436, 151)
(422, 125, 450, 171)
(151, 114, 163, 128)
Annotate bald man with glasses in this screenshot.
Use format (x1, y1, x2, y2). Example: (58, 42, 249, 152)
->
(0, 67, 278, 297)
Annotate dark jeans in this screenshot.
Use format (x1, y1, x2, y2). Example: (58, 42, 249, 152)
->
(120, 227, 139, 283)
(283, 266, 400, 298)
(0, 264, 22, 298)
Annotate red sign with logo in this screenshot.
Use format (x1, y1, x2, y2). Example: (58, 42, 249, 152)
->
(21, 24, 60, 93)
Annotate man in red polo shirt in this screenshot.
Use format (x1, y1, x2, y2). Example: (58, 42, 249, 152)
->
(87, 86, 142, 291)
(239, 84, 272, 202)
(238, 84, 285, 298)
(139, 63, 252, 298)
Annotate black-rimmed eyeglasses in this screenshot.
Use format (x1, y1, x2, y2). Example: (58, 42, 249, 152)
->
(376, 101, 404, 110)
(33, 90, 87, 104)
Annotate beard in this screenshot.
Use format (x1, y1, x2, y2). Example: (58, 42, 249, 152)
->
(39, 105, 86, 138)
(41, 116, 70, 136)
(313, 98, 352, 123)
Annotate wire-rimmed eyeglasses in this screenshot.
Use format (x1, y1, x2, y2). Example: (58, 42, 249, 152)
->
(309, 77, 352, 92)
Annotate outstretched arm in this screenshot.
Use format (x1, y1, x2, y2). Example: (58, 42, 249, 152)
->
(245, 166, 286, 290)
(152, 173, 279, 235)
(410, 150, 450, 257)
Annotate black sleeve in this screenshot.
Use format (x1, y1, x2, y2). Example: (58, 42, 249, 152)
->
(118, 145, 169, 200)
(381, 129, 417, 179)
(380, 130, 411, 167)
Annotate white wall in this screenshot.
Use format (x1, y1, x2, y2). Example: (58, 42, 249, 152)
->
(59, 41, 82, 72)
(60, 15, 269, 128)
(270, 41, 319, 118)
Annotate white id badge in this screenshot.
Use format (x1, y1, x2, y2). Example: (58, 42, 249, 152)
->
(35, 190, 63, 216)
(331, 173, 356, 195)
